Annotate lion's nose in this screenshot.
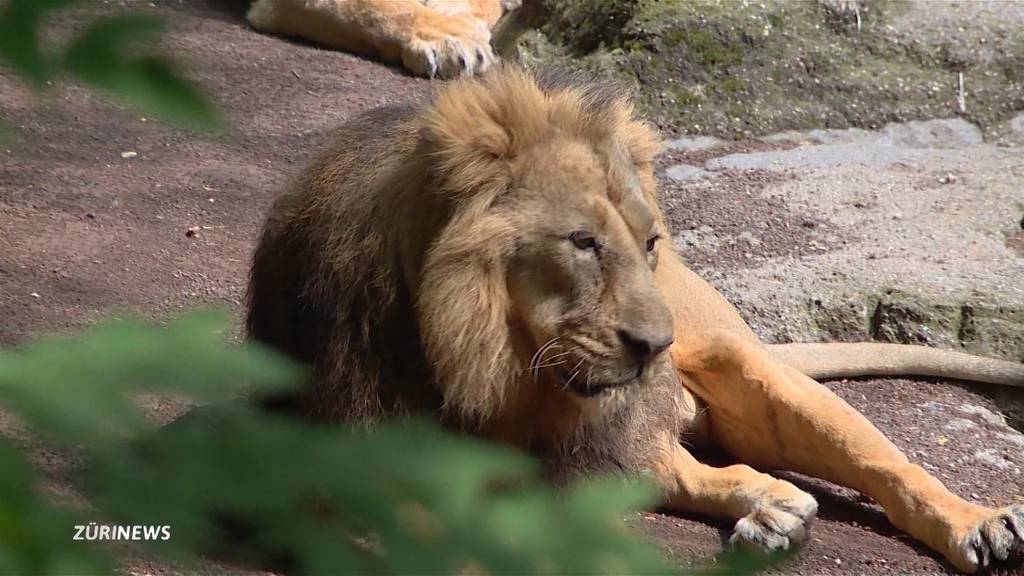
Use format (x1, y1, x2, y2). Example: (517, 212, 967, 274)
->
(617, 328, 674, 365)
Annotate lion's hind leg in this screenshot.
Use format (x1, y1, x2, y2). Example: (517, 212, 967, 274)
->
(674, 330, 1024, 573)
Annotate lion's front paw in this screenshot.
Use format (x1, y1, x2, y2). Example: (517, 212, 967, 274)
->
(951, 505, 1024, 573)
(729, 481, 818, 553)
(402, 15, 495, 79)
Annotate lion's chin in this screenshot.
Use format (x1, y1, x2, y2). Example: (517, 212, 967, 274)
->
(554, 366, 639, 399)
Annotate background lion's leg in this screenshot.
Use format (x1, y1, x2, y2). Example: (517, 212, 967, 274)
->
(674, 331, 1024, 572)
(431, 0, 505, 27)
(247, 0, 495, 78)
(473, 0, 507, 26)
(652, 439, 818, 552)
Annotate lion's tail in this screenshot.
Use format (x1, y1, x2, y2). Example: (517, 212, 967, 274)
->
(767, 342, 1024, 387)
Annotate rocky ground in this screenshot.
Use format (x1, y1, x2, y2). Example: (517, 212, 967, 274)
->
(656, 117, 1024, 433)
(0, 0, 1022, 574)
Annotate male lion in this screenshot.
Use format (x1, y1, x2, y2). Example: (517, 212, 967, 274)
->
(246, 0, 512, 78)
(246, 67, 1024, 572)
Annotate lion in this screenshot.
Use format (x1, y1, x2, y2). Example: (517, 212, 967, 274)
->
(246, 0, 514, 78)
(246, 66, 1024, 573)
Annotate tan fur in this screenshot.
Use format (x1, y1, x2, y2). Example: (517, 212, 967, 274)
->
(246, 0, 508, 78)
(247, 67, 1024, 573)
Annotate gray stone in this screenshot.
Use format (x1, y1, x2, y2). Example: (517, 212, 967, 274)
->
(664, 135, 725, 151)
(997, 431, 1024, 448)
(664, 163, 712, 182)
(958, 404, 1009, 428)
(975, 448, 1014, 470)
(707, 142, 936, 171)
(724, 118, 984, 171)
(736, 231, 762, 247)
(943, 418, 977, 433)
(674, 225, 722, 252)
(881, 118, 983, 149)
(1007, 112, 1024, 144)
(761, 127, 876, 145)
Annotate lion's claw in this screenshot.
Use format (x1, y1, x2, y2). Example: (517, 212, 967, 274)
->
(729, 482, 818, 553)
(402, 16, 495, 79)
(955, 506, 1024, 572)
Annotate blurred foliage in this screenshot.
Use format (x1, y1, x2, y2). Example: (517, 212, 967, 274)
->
(0, 0, 220, 130)
(0, 312, 293, 574)
(0, 312, 682, 575)
(0, 440, 113, 575)
(0, 313, 294, 446)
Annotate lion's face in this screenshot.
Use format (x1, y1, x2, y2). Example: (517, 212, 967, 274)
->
(505, 137, 673, 400)
(417, 68, 675, 420)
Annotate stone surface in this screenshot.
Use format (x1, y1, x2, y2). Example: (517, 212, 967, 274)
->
(707, 118, 986, 171)
(663, 163, 712, 182)
(882, 118, 984, 149)
(663, 135, 725, 151)
(1007, 112, 1024, 144)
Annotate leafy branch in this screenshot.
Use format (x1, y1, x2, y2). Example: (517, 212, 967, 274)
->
(0, 0, 219, 130)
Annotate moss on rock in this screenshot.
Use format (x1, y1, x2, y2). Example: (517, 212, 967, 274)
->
(505, 0, 1024, 138)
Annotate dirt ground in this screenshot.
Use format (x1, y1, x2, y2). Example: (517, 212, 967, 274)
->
(0, 1, 1022, 575)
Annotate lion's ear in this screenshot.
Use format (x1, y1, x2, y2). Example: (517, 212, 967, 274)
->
(422, 70, 548, 195)
(416, 198, 519, 421)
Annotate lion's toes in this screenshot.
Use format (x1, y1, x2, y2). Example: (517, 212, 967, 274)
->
(403, 16, 495, 79)
(953, 505, 1024, 573)
(729, 483, 818, 553)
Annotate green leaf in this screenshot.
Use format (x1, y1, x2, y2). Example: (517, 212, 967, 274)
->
(0, 119, 14, 147)
(63, 15, 221, 129)
(697, 548, 795, 575)
(0, 311, 301, 445)
(0, 440, 112, 575)
(0, 0, 79, 86)
(566, 475, 662, 520)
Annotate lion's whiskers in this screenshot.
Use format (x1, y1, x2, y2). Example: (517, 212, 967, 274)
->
(527, 337, 564, 379)
(563, 359, 586, 389)
(532, 348, 573, 364)
(532, 352, 572, 370)
(528, 337, 558, 373)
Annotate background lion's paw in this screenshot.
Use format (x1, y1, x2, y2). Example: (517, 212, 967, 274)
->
(729, 483, 818, 553)
(403, 16, 495, 79)
(953, 505, 1024, 573)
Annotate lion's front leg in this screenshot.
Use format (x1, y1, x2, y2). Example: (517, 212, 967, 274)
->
(674, 330, 1024, 573)
(648, 437, 818, 552)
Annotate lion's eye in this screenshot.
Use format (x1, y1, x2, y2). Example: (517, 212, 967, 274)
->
(569, 231, 599, 251)
(646, 234, 661, 252)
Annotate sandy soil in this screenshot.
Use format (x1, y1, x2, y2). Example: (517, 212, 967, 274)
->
(0, 1, 1021, 574)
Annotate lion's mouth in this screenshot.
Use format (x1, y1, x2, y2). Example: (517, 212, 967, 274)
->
(554, 366, 639, 398)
